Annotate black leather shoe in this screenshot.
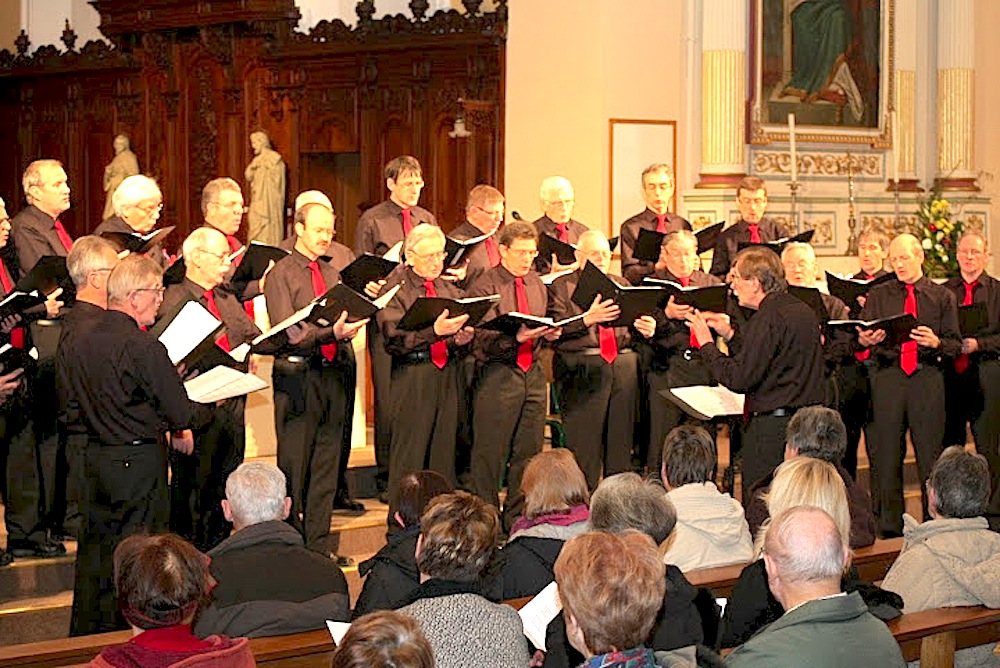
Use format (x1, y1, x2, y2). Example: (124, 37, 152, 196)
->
(331, 553, 355, 568)
(333, 493, 365, 512)
(0, 549, 12, 567)
(9, 540, 65, 559)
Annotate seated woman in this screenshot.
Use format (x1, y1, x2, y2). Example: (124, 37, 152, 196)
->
(721, 458, 900, 649)
(354, 470, 453, 618)
(90, 533, 255, 668)
(555, 531, 724, 668)
(398, 491, 529, 668)
(500, 448, 590, 599)
(333, 610, 433, 668)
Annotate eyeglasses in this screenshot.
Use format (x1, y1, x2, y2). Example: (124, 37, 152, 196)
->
(410, 250, 447, 261)
(135, 202, 163, 215)
(505, 248, 539, 259)
(212, 201, 248, 214)
(134, 287, 166, 297)
(474, 205, 504, 219)
(545, 199, 573, 208)
(90, 267, 115, 274)
(738, 197, 767, 206)
(200, 249, 231, 261)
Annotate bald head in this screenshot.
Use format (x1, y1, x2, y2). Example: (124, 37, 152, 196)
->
(764, 506, 848, 610)
(575, 229, 611, 273)
(888, 233, 924, 284)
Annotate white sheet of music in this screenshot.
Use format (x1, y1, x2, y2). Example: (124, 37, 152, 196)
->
(184, 366, 268, 403)
(670, 385, 746, 419)
(326, 620, 351, 645)
(372, 283, 401, 309)
(251, 301, 318, 346)
(158, 301, 223, 365)
(383, 241, 404, 262)
(518, 580, 562, 651)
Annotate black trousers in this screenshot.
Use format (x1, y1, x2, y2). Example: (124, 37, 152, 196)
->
(963, 360, 1000, 530)
(645, 352, 716, 474)
(739, 413, 792, 508)
(554, 350, 638, 490)
(469, 361, 546, 529)
(170, 395, 246, 551)
(835, 362, 872, 479)
(367, 325, 393, 492)
(386, 359, 460, 515)
(0, 394, 45, 546)
(943, 362, 982, 447)
(70, 441, 169, 636)
(868, 365, 945, 535)
(273, 356, 347, 554)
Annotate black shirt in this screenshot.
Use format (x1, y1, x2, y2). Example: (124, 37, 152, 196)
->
(619, 209, 691, 285)
(859, 275, 962, 364)
(699, 291, 826, 413)
(263, 249, 343, 357)
(450, 221, 499, 289)
(57, 309, 193, 444)
(93, 216, 171, 270)
(377, 267, 468, 356)
(709, 217, 791, 277)
(546, 270, 633, 352)
(531, 215, 588, 274)
(944, 272, 1000, 356)
(649, 269, 722, 356)
(354, 200, 437, 257)
(161, 279, 262, 364)
(468, 265, 548, 365)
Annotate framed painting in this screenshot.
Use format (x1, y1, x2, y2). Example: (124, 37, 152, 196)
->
(608, 119, 677, 237)
(749, 0, 894, 146)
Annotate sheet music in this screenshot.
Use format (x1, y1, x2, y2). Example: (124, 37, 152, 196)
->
(229, 342, 252, 363)
(184, 366, 268, 403)
(518, 581, 562, 651)
(383, 241, 404, 262)
(372, 283, 401, 309)
(670, 385, 746, 419)
(326, 620, 351, 645)
(251, 301, 319, 345)
(540, 268, 575, 285)
(158, 301, 224, 365)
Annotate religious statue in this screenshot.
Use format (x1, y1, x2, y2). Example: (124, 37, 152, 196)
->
(102, 134, 140, 220)
(245, 131, 287, 246)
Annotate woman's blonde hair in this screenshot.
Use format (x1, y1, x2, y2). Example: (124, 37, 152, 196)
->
(755, 458, 850, 558)
(520, 449, 589, 520)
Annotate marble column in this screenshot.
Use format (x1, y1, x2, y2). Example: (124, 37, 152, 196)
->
(893, 0, 920, 191)
(936, 0, 978, 190)
(697, 0, 748, 187)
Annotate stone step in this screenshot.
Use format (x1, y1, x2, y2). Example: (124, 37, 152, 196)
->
(0, 590, 72, 646)
(0, 544, 76, 605)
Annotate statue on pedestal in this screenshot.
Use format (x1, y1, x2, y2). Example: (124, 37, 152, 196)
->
(245, 131, 287, 246)
(102, 134, 140, 221)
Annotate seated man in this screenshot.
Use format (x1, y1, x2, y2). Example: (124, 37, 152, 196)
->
(727, 506, 904, 668)
(660, 425, 753, 571)
(881, 446, 1000, 667)
(194, 461, 349, 638)
(398, 491, 529, 668)
(744, 406, 876, 549)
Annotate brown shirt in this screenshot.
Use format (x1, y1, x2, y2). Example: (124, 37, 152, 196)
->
(468, 265, 548, 365)
(353, 200, 437, 257)
(264, 249, 343, 356)
(377, 267, 468, 356)
(620, 209, 691, 285)
(547, 271, 632, 352)
(94, 216, 171, 270)
(12, 204, 71, 272)
(860, 275, 962, 363)
(532, 215, 589, 274)
(708, 217, 792, 277)
(450, 221, 499, 289)
(161, 278, 261, 353)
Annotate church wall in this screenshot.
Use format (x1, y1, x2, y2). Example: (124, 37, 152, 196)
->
(975, 0, 1000, 266)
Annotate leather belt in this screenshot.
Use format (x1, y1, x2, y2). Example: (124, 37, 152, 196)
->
(397, 350, 435, 366)
(751, 407, 796, 418)
(564, 347, 634, 357)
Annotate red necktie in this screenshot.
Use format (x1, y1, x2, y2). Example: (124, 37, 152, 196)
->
(53, 220, 73, 252)
(309, 260, 337, 362)
(599, 326, 618, 364)
(203, 289, 231, 352)
(424, 280, 449, 369)
(0, 260, 24, 348)
(555, 224, 569, 243)
(656, 214, 667, 234)
(854, 272, 876, 362)
(227, 234, 256, 321)
(485, 237, 501, 267)
(748, 223, 761, 244)
(402, 208, 413, 236)
(900, 284, 918, 376)
(864, 274, 875, 281)
(679, 276, 700, 350)
(955, 281, 978, 374)
(514, 277, 533, 372)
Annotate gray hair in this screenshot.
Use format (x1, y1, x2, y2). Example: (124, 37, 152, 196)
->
(112, 175, 162, 217)
(662, 229, 697, 249)
(641, 163, 674, 184)
(225, 461, 288, 528)
(182, 226, 227, 260)
(928, 446, 991, 519)
(22, 159, 64, 194)
(589, 473, 677, 544)
(404, 223, 445, 257)
(765, 506, 846, 583)
(107, 255, 162, 306)
(780, 241, 816, 263)
(67, 236, 120, 287)
(958, 230, 989, 252)
(785, 406, 847, 463)
(539, 176, 573, 202)
(200, 177, 241, 216)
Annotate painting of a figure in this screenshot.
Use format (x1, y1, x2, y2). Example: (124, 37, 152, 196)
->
(760, 0, 882, 128)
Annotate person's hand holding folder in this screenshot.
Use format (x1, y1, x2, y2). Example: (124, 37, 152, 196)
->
(433, 309, 470, 337)
(857, 327, 886, 347)
(582, 293, 620, 327)
(516, 323, 555, 343)
(0, 314, 21, 336)
(44, 286, 64, 318)
(331, 310, 369, 342)
(0, 365, 23, 404)
(664, 295, 693, 320)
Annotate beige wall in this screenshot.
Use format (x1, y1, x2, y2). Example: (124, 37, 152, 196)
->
(505, 0, 688, 236)
(0, 3, 20, 52)
(975, 0, 1000, 253)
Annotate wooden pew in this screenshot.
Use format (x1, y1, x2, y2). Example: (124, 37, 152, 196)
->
(685, 536, 904, 598)
(888, 605, 1000, 667)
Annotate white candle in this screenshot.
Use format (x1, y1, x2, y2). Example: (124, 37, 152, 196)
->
(891, 111, 900, 184)
(788, 112, 797, 183)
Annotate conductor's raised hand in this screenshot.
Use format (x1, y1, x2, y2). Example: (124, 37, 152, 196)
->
(685, 310, 714, 347)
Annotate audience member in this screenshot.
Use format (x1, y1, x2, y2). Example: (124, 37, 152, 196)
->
(399, 491, 529, 668)
(660, 425, 753, 571)
(354, 470, 453, 618)
(500, 449, 590, 599)
(89, 533, 255, 668)
(744, 406, 876, 549)
(726, 506, 905, 668)
(882, 446, 1000, 667)
(543, 473, 714, 668)
(555, 530, 708, 667)
(194, 462, 349, 638)
(332, 610, 434, 668)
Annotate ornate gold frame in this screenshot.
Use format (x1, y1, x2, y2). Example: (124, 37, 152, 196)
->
(748, 0, 895, 148)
